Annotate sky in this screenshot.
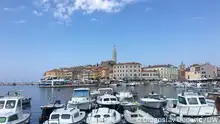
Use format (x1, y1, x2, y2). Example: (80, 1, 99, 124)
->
(0, 0, 220, 82)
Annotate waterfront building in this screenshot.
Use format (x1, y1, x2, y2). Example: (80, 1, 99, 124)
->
(141, 69, 160, 80)
(113, 62, 142, 80)
(179, 61, 186, 81)
(44, 68, 73, 80)
(143, 64, 178, 81)
(185, 63, 217, 80)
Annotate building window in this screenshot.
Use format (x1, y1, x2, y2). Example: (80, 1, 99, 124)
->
(126, 70, 128, 72)
(134, 74, 137, 76)
(150, 74, 152, 76)
(209, 75, 211, 77)
(130, 70, 132, 72)
(126, 66, 128, 68)
(201, 68, 203, 70)
(117, 70, 119, 72)
(120, 70, 122, 72)
(123, 70, 124, 72)
(117, 74, 119, 76)
(114, 67, 116, 69)
(139, 66, 140, 68)
(139, 74, 140, 76)
(120, 74, 121, 76)
(114, 71, 116, 73)
(123, 74, 124, 76)
(130, 74, 132, 76)
(134, 70, 136, 72)
(130, 66, 132, 68)
(134, 66, 136, 68)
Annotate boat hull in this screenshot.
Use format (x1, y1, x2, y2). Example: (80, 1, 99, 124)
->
(142, 101, 166, 109)
(68, 102, 93, 110)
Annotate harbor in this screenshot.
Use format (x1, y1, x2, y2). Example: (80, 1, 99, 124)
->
(0, 82, 220, 124)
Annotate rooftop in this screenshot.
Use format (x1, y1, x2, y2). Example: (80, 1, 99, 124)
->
(143, 64, 176, 68)
(116, 62, 141, 65)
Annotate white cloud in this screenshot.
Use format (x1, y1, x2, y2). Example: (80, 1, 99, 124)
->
(12, 20, 27, 24)
(34, 0, 140, 22)
(3, 6, 26, 11)
(3, 8, 12, 11)
(33, 10, 43, 16)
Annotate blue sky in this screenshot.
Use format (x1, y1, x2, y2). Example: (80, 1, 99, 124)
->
(0, 0, 220, 82)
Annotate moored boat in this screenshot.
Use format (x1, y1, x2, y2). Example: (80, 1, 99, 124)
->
(86, 107, 121, 124)
(96, 94, 120, 109)
(0, 96, 31, 124)
(39, 100, 64, 124)
(43, 107, 86, 124)
(6, 90, 31, 107)
(140, 92, 166, 109)
(68, 88, 95, 111)
(164, 91, 220, 124)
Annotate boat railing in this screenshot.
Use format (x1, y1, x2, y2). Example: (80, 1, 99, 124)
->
(178, 105, 220, 116)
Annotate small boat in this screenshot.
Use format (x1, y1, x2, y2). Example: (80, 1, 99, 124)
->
(0, 96, 31, 124)
(68, 88, 95, 111)
(164, 91, 220, 124)
(86, 108, 121, 124)
(96, 94, 120, 109)
(205, 88, 220, 107)
(39, 100, 64, 124)
(91, 88, 114, 98)
(43, 107, 86, 124)
(6, 90, 31, 107)
(140, 92, 166, 109)
(124, 106, 157, 124)
(116, 91, 133, 101)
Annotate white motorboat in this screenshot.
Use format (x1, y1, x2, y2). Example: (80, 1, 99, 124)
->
(44, 107, 86, 124)
(140, 92, 166, 109)
(174, 82, 186, 88)
(86, 108, 121, 124)
(124, 107, 157, 124)
(96, 94, 120, 109)
(193, 83, 208, 89)
(6, 90, 31, 107)
(39, 100, 64, 124)
(68, 88, 95, 110)
(0, 96, 31, 124)
(164, 91, 220, 124)
(91, 88, 114, 97)
(116, 91, 133, 101)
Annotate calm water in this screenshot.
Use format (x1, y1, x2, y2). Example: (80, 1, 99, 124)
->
(0, 84, 213, 124)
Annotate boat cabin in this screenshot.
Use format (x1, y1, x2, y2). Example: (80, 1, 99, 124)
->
(0, 96, 24, 123)
(89, 108, 116, 120)
(98, 88, 113, 95)
(97, 94, 118, 103)
(73, 88, 90, 97)
(178, 92, 207, 106)
(48, 108, 83, 124)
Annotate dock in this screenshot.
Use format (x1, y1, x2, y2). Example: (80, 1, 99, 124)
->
(39, 83, 98, 88)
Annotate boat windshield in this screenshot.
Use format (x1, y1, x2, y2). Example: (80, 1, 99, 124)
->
(99, 89, 113, 95)
(51, 114, 60, 119)
(213, 89, 220, 92)
(0, 117, 6, 123)
(149, 95, 160, 99)
(199, 97, 207, 104)
(110, 98, 116, 101)
(74, 90, 89, 97)
(61, 114, 71, 119)
(0, 101, 5, 109)
(187, 98, 198, 105)
(5, 100, 16, 109)
(131, 114, 138, 118)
